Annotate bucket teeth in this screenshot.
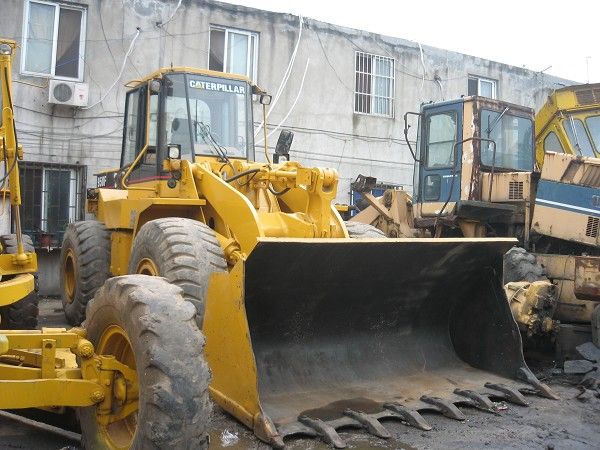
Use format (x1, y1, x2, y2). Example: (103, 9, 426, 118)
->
(343, 409, 391, 439)
(453, 388, 498, 413)
(420, 395, 466, 420)
(299, 416, 346, 449)
(383, 402, 433, 431)
(517, 367, 560, 400)
(484, 382, 529, 406)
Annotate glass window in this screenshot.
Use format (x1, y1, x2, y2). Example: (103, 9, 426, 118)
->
(543, 132, 564, 153)
(481, 109, 533, 171)
(19, 162, 84, 248)
(354, 52, 395, 117)
(468, 76, 497, 99)
(122, 89, 141, 166)
(423, 174, 441, 201)
(209, 27, 258, 81)
(585, 115, 600, 155)
(165, 74, 252, 159)
(564, 117, 595, 157)
(23, 1, 86, 80)
(426, 112, 457, 167)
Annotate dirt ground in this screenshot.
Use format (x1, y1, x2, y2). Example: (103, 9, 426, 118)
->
(1, 297, 599, 450)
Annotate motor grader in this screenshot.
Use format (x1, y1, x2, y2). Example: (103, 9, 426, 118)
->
(1, 67, 557, 449)
(0, 39, 38, 329)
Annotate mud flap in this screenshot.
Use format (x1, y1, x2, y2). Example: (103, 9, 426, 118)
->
(243, 237, 557, 447)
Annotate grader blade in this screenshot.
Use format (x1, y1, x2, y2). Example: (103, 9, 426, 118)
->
(206, 237, 557, 448)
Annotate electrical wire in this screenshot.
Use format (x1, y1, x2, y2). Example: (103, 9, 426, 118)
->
(254, 15, 304, 137)
(159, 0, 183, 28)
(81, 28, 141, 110)
(256, 59, 310, 145)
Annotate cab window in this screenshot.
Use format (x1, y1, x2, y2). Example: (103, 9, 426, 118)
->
(122, 88, 143, 166)
(543, 131, 564, 153)
(426, 112, 457, 168)
(564, 117, 594, 157)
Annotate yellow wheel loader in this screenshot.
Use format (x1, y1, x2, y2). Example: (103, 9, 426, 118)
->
(0, 39, 38, 328)
(47, 67, 557, 448)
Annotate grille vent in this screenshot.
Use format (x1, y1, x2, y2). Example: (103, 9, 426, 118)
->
(580, 165, 600, 188)
(586, 216, 599, 238)
(575, 88, 600, 105)
(508, 181, 524, 200)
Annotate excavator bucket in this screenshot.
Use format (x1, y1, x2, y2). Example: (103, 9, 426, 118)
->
(204, 237, 557, 448)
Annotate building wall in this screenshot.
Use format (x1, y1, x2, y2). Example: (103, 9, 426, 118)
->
(1, 0, 573, 294)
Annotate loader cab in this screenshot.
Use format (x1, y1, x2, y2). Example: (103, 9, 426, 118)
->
(535, 84, 600, 168)
(410, 97, 535, 238)
(118, 68, 255, 186)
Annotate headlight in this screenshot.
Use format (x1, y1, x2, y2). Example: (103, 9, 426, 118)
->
(0, 44, 12, 55)
(168, 144, 181, 159)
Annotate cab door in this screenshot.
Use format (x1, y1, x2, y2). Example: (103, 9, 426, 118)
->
(416, 102, 463, 216)
(120, 84, 158, 184)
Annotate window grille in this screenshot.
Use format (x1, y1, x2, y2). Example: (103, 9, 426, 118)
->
(354, 52, 395, 117)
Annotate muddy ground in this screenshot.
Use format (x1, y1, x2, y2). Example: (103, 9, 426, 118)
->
(1, 297, 599, 450)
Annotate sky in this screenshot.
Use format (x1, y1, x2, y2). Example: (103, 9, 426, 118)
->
(223, 0, 599, 83)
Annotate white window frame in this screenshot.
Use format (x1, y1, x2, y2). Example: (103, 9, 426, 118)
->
(21, 0, 87, 81)
(208, 25, 259, 81)
(354, 51, 395, 118)
(469, 75, 497, 99)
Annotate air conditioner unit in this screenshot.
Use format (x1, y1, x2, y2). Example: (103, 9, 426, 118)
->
(48, 80, 89, 107)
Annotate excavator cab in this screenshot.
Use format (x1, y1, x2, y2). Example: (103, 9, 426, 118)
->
(408, 97, 536, 242)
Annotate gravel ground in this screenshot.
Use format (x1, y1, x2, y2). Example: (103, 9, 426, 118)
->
(0, 297, 598, 450)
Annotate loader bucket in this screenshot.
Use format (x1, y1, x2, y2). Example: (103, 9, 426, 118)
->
(204, 237, 557, 448)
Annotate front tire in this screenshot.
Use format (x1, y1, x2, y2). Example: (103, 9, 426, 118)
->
(79, 275, 211, 450)
(60, 221, 111, 325)
(127, 218, 226, 325)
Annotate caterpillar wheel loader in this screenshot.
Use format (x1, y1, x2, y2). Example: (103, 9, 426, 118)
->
(352, 93, 599, 353)
(46, 67, 557, 448)
(0, 39, 39, 329)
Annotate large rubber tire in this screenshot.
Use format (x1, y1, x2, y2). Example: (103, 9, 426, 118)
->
(0, 234, 39, 329)
(79, 275, 211, 450)
(60, 221, 111, 326)
(503, 247, 547, 284)
(128, 218, 227, 325)
(345, 221, 387, 238)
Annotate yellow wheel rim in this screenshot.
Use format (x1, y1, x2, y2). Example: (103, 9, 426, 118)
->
(97, 325, 138, 450)
(64, 249, 76, 303)
(136, 258, 159, 276)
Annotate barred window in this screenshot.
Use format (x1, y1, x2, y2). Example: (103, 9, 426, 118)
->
(19, 162, 85, 248)
(354, 52, 395, 117)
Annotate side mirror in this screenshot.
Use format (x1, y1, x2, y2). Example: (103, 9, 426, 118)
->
(274, 130, 293, 163)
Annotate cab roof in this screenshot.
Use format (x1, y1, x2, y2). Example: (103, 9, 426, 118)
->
(125, 67, 254, 89)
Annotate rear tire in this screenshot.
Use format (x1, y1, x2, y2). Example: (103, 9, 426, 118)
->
(79, 275, 211, 450)
(128, 218, 227, 325)
(0, 234, 39, 329)
(60, 221, 111, 325)
(345, 221, 386, 238)
(503, 247, 547, 284)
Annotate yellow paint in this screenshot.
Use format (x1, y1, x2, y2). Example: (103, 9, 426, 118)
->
(203, 262, 263, 429)
(535, 83, 600, 166)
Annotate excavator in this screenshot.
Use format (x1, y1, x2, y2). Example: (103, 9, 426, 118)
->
(0, 39, 38, 329)
(0, 65, 557, 449)
(351, 91, 599, 354)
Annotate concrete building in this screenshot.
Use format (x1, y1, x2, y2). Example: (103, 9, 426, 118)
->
(1, 0, 573, 294)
